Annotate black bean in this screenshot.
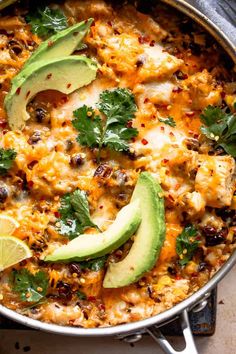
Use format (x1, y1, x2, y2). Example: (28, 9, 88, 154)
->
(198, 262, 207, 271)
(185, 138, 200, 151)
(215, 207, 236, 222)
(167, 266, 177, 275)
(70, 154, 85, 167)
(174, 70, 188, 80)
(188, 42, 202, 55)
(0, 186, 8, 203)
(28, 131, 41, 145)
(69, 263, 82, 276)
(94, 164, 113, 178)
(179, 19, 194, 34)
(203, 226, 228, 246)
(23, 346, 31, 352)
(56, 281, 72, 301)
(35, 108, 47, 123)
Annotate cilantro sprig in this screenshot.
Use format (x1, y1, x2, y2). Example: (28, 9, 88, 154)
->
(159, 116, 176, 127)
(72, 88, 138, 161)
(26, 6, 68, 39)
(11, 269, 48, 303)
(0, 148, 16, 175)
(176, 225, 201, 266)
(200, 105, 236, 157)
(58, 189, 99, 239)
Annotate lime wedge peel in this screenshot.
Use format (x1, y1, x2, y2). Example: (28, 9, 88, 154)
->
(0, 235, 32, 272)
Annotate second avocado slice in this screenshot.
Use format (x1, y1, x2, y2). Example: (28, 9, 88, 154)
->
(25, 19, 93, 67)
(44, 199, 141, 263)
(5, 55, 97, 130)
(103, 172, 166, 288)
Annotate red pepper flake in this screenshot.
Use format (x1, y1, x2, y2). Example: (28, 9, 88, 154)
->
(127, 121, 133, 128)
(175, 275, 182, 280)
(138, 35, 149, 44)
(54, 211, 60, 218)
(88, 296, 96, 302)
(114, 29, 120, 35)
(107, 21, 112, 26)
(16, 87, 21, 95)
(99, 205, 104, 209)
(169, 131, 174, 137)
(46, 73, 52, 80)
(193, 133, 199, 139)
(28, 181, 34, 188)
(0, 120, 7, 129)
(26, 90, 31, 99)
(141, 138, 148, 145)
(61, 96, 69, 104)
(162, 159, 169, 164)
(172, 87, 183, 93)
(185, 111, 195, 117)
(141, 123, 145, 128)
(160, 126, 165, 131)
(98, 303, 105, 311)
(131, 137, 136, 143)
(144, 98, 149, 103)
(220, 91, 226, 99)
(48, 40, 54, 47)
(67, 83, 72, 89)
(149, 40, 155, 47)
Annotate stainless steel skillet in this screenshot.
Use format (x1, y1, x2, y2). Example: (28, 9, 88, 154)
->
(0, 1, 235, 353)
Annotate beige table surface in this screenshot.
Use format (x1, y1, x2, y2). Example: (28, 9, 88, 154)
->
(0, 265, 235, 354)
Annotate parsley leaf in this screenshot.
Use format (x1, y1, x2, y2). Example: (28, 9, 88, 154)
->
(72, 88, 138, 161)
(200, 105, 236, 157)
(0, 148, 16, 175)
(26, 6, 68, 39)
(176, 225, 201, 266)
(79, 256, 107, 271)
(11, 269, 48, 303)
(159, 116, 176, 127)
(58, 189, 99, 239)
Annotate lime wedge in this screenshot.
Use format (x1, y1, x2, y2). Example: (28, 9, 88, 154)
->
(0, 236, 32, 271)
(0, 215, 19, 235)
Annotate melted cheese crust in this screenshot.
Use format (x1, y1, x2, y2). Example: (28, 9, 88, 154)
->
(0, 0, 235, 328)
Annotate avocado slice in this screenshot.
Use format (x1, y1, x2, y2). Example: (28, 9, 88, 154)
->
(103, 172, 166, 288)
(44, 200, 141, 263)
(25, 19, 93, 67)
(5, 56, 97, 130)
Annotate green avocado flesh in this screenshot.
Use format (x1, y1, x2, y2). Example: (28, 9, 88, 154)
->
(5, 56, 97, 130)
(44, 200, 141, 263)
(25, 19, 93, 67)
(103, 172, 166, 288)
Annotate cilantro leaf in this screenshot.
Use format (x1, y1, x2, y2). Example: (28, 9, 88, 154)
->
(26, 6, 68, 39)
(58, 188, 98, 239)
(104, 125, 138, 152)
(72, 89, 138, 161)
(176, 225, 201, 266)
(159, 117, 176, 127)
(200, 105, 236, 157)
(79, 256, 107, 271)
(11, 269, 48, 303)
(98, 88, 137, 126)
(72, 106, 102, 148)
(0, 148, 16, 175)
(77, 290, 87, 300)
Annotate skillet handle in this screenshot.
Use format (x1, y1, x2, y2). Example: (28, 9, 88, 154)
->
(146, 310, 198, 354)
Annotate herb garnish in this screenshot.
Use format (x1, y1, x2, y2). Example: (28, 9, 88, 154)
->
(72, 88, 138, 162)
(79, 256, 107, 271)
(176, 225, 201, 266)
(58, 188, 99, 239)
(159, 116, 176, 127)
(26, 6, 68, 39)
(77, 290, 87, 300)
(11, 269, 48, 303)
(0, 148, 16, 175)
(200, 105, 236, 157)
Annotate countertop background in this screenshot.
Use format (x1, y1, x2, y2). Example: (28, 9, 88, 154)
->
(0, 265, 235, 354)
